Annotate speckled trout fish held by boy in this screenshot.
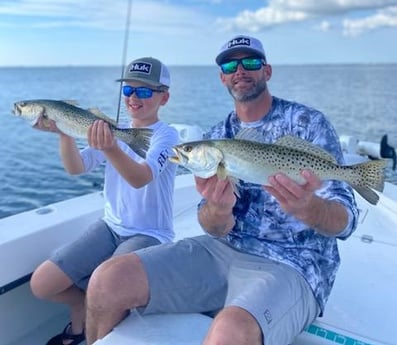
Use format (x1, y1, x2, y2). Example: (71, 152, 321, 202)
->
(170, 131, 387, 205)
(12, 99, 152, 158)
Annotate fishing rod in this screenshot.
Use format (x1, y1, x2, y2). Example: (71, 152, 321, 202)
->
(116, 0, 133, 123)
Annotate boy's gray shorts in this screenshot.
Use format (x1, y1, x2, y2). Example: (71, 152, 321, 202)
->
(136, 235, 319, 345)
(50, 219, 160, 290)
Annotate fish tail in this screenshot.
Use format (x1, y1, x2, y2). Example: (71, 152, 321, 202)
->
(350, 185, 379, 205)
(123, 128, 153, 159)
(350, 159, 387, 205)
(353, 159, 387, 192)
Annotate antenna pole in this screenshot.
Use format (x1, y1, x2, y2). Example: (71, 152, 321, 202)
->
(116, 0, 133, 123)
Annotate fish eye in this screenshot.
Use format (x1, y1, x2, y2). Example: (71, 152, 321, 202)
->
(183, 145, 193, 153)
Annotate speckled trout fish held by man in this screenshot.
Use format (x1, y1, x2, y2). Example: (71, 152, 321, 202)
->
(170, 130, 387, 205)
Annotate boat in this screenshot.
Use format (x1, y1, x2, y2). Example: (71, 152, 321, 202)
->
(1, 125, 397, 345)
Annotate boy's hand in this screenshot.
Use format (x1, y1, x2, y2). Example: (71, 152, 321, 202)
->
(33, 115, 62, 134)
(88, 120, 117, 151)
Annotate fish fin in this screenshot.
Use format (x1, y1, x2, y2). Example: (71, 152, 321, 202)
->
(119, 128, 153, 159)
(235, 128, 265, 143)
(348, 159, 387, 205)
(29, 117, 40, 126)
(62, 100, 79, 106)
(352, 159, 387, 193)
(88, 108, 118, 126)
(351, 184, 380, 205)
(216, 161, 228, 180)
(275, 136, 337, 163)
(41, 117, 53, 128)
(29, 105, 47, 126)
(216, 163, 241, 197)
(229, 176, 241, 198)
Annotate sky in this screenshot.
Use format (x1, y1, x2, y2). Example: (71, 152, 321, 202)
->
(1, 0, 397, 66)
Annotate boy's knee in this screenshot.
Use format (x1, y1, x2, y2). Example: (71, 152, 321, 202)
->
(30, 269, 44, 298)
(30, 261, 58, 299)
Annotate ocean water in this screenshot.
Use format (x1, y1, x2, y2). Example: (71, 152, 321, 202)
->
(1, 64, 396, 219)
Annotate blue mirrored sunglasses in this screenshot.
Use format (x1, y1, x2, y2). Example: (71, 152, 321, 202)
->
(220, 57, 265, 74)
(122, 85, 163, 99)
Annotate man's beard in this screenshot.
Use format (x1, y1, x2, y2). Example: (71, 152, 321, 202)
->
(228, 79, 267, 102)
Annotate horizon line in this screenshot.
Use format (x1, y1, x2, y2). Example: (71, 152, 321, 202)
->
(1, 62, 397, 68)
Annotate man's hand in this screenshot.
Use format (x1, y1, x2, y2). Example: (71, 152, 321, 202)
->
(195, 175, 236, 212)
(265, 169, 322, 221)
(88, 120, 117, 151)
(195, 175, 237, 237)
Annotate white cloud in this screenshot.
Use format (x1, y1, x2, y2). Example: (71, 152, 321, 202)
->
(316, 20, 332, 31)
(190, 0, 223, 4)
(269, 0, 397, 14)
(0, 0, 212, 33)
(215, 0, 397, 33)
(2, 0, 397, 40)
(343, 5, 397, 36)
(216, 7, 308, 32)
(0, 0, 93, 17)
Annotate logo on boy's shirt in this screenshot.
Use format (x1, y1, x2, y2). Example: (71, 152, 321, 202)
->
(264, 309, 272, 324)
(158, 150, 168, 169)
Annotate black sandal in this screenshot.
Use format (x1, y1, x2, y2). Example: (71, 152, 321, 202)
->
(46, 322, 85, 345)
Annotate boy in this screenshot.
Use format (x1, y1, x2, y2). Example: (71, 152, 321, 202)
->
(30, 57, 178, 345)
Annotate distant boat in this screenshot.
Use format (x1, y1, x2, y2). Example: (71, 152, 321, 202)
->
(1, 125, 396, 345)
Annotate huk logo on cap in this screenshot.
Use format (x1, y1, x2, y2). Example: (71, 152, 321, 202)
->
(228, 37, 250, 48)
(129, 62, 152, 74)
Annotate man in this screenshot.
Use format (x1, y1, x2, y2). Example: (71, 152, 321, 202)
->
(85, 36, 358, 345)
(30, 57, 178, 345)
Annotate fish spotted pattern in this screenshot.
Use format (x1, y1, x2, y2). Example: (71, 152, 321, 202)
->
(12, 99, 153, 158)
(171, 133, 386, 205)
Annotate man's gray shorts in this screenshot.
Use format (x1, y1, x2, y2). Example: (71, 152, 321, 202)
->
(50, 219, 160, 290)
(136, 235, 319, 345)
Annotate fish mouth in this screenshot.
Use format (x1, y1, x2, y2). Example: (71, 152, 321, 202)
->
(12, 103, 21, 116)
(12, 102, 39, 126)
(169, 147, 181, 164)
